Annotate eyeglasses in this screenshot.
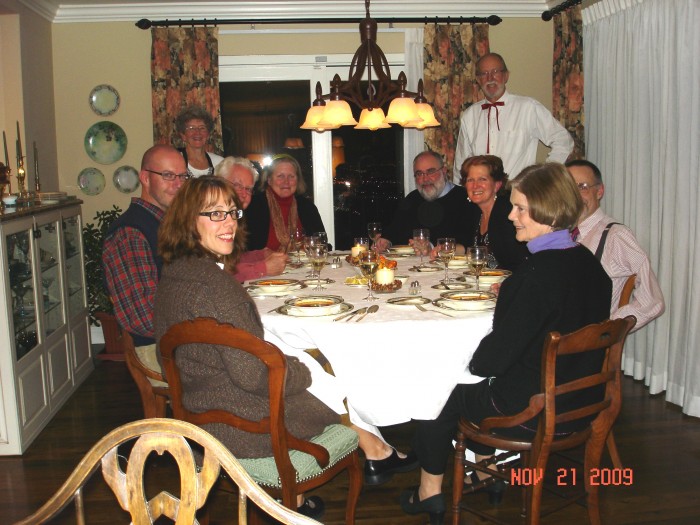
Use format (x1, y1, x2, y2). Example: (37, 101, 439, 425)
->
(475, 68, 506, 80)
(145, 169, 192, 182)
(199, 209, 243, 222)
(414, 167, 442, 179)
(232, 181, 255, 195)
(184, 125, 208, 133)
(577, 182, 601, 191)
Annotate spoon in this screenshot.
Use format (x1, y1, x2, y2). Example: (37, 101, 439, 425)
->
(334, 306, 366, 322)
(356, 304, 379, 322)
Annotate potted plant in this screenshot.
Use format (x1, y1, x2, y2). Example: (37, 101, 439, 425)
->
(82, 205, 123, 359)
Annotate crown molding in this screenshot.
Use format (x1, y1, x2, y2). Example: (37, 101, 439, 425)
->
(17, 1, 549, 24)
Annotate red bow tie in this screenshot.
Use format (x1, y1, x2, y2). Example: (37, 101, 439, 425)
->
(481, 101, 504, 153)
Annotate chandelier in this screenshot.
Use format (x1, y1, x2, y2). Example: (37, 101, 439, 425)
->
(301, 0, 440, 132)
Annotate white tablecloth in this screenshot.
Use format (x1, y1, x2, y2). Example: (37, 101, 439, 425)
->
(256, 255, 494, 433)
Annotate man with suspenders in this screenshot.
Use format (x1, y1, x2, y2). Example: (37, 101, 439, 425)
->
(567, 159, 664, 330)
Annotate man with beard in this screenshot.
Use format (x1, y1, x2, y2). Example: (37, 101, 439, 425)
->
(376, 151, 471, 250)
(453, 53, 573, 181)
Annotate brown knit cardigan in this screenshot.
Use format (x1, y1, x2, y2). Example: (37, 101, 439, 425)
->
(154, 256, 339, 458)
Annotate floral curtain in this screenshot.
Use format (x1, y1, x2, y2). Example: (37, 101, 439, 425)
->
(423, 24, 490, 180)
(150, 27, 223, 152)
(553, 6, 584, 159)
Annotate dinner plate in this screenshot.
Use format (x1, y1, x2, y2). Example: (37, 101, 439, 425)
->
(431, 282, 473, 291)
(246, 282, 305, 297)
(301, 278, 335, 286)
(386, 296, 431, 306)
(462, 269, 512, 285)
(283, 295, 347, 317)
(275, 302, 353, 318)
(249, 278, 301, 293)
(409, 265, 442, 273)
(84, 121, 127, 164)
(433, 297, 495, 312)
(77, 167, 106, 196)
(113, 165, 140, 193)
(448, 260, 470, 268)
(389, 245, 414, 254)
(438, 290, 497, 311)
(89, 84, 120, 116)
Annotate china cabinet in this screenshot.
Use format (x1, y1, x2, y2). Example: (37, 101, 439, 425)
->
(0, 201, 92, 455)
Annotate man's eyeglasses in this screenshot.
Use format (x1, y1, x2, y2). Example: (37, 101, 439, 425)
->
(475, 68, 506, 80)
(577, 182, 601, 191)
(184, 125, 208, 133)
(145, 169, 191, 182)
(414, 167, 442, 179)
(232, 181, 255, 195)
(199, 209, 243, 222)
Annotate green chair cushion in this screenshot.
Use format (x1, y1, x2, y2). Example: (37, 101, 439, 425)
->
(239, 424, 359, 487)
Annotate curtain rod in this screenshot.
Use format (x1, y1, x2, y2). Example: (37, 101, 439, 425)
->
(135, 15, 502, 30)
(541, 0, 582, 21)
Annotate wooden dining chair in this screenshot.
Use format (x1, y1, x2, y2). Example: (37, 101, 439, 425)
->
(159, 317, 363, 525)
(13, 418, 323, 525)
(604, 273, 636, 470)
(451, 316, 636, 525)
(122, 330, 170, 419)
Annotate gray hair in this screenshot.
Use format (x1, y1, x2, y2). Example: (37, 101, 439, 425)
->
(215, 156, 259, 183)
(175, 106, 215, 134)
(412, 150, 445, 171)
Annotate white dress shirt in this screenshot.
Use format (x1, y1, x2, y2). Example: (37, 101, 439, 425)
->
(578, 208, 665, 331)
(453, 90, 574, 180)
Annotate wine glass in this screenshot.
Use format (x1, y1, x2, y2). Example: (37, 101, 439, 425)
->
(412, 228, 430, 267)
(291, 226, 305, 265)
(466, 246, 488, 290)
(436, 237, 456, 284)
(304, 235, 323, 278)
(313, 231, 328, 250)
(360, 250, 380, 301)
(308, 244, 328, 291)
(367, 222, 382, 252)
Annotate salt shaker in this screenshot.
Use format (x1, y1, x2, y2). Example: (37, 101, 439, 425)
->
(409, 280, 421, 295)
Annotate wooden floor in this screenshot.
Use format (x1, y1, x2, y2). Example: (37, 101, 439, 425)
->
(3, 358, 700, 524)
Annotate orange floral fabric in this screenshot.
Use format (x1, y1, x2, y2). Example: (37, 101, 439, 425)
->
(553, 6, 585, 159)
(423, 24, 490, 180)
(150, 27, 223, 153)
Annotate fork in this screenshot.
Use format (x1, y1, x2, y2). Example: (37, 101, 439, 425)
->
(415, 304, 454, 317)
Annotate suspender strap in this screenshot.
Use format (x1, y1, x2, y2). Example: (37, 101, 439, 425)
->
(594, 222, 621, 260)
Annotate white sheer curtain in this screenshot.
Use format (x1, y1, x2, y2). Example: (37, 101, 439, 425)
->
(583, 0, 700, 416)
(403, 27, 424, 195)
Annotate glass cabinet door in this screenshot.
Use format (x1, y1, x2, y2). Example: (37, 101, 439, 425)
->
(38, 220, 64, 338)
(7, 231, 39, 361)
(63, 215, 85, 317)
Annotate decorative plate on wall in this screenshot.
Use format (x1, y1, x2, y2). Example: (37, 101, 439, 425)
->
(89, 84, 120, 116)
(112, 165, 140, 193)
(77, 167, 106, 196)
(84, 121, 127, 165)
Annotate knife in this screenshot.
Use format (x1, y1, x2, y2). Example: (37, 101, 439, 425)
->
(355, 304, 379, 322)
(334, 307, 366, 322)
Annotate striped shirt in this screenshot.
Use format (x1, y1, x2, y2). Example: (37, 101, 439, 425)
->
(578, 208, 665, 331)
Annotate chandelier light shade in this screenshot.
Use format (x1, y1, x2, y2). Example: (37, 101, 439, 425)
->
(301, 0, 439, 132)
(404, 79, 441, 129)
(355, 108, 391, 130)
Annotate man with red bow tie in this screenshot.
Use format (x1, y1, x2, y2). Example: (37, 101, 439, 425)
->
(453, 53, 573, 181)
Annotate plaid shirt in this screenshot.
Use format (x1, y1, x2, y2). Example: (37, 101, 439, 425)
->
(102, 198, 164, 339)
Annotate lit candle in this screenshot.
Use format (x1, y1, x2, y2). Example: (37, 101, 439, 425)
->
(2, 131, 9, 166)
(351, 244, 367, 258)
(375, 267, 395, 285)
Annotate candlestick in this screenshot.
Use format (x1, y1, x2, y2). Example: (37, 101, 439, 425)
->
(16, 121, 23, 164)
(3, 131, 9, 166)
(33, 141, 41, 193)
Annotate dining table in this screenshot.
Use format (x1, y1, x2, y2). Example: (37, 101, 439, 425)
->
(250, 252, 497, 438)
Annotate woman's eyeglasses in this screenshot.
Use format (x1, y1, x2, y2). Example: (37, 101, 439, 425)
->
(199, 209, 243, 222)
(145, 169, 192, 182)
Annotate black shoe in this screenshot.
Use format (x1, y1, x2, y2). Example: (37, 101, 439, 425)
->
(463, 471, 507, 505)
(297, 496, 325, 520)
(364, 449, 419, 486)
(400, 487, 445, 525)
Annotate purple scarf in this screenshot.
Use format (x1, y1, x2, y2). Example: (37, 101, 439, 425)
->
(527, 229, 577, 254)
